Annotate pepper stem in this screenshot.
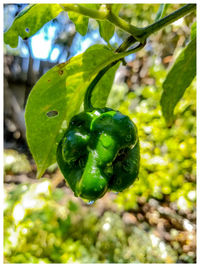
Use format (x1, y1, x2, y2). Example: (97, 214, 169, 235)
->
(84, 41, 145, 112)
(84, 61, 118, 112)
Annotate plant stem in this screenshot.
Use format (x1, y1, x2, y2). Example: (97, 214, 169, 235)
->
(139, 4, 196, 42)
(107, 12, 143, 38)
(84, 42, 145, 111)
(60, 4, 108, 19)
(60, 4, 195, 42)
(116, 36, 137, 53)
(60, 3, 143, 38)
(84, 63, 115, 111)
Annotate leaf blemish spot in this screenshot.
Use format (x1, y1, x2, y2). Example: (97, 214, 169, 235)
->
(46, 110, 59, 118)
(59, 70, 64, 75)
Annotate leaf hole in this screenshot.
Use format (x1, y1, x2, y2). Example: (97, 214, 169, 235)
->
(25, 28, 30, 33)
(46, 110, 59, 118)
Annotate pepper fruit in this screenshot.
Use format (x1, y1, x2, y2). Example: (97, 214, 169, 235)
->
(56, 107, 140, 201)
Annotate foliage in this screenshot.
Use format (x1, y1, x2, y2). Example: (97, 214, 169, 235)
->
(161, 36, 196, 126)
(4, 180, 178, 263)
(4, 149, 31, 174)
(4, 4, 63, 48)
(114, 60, 196, 212)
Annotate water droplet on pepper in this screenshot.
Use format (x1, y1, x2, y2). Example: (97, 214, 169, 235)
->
(87, 200, 95, 205)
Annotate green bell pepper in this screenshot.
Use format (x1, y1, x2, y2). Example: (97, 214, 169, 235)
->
(57, 107, 140, 201)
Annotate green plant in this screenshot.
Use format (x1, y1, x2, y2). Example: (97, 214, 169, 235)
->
(4, 4, 196, 200)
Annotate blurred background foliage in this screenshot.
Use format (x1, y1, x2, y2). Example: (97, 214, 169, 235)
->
(4, 3, 196, 263)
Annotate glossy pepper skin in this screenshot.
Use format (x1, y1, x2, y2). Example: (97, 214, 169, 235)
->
(56, 108, 140, 201)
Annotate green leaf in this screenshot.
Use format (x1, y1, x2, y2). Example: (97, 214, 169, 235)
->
(91, 62, 120, 108)
(67, 4, 100, 36)
(25, 45, 129, 178)
(190, 21, 196, 40)
(97, 4, 121, 43)
(160, 37, 196, 125)
(155, 4, 169, 21)
(68, 12, 89, 36)
(98, 20, 115, 43)
(4, 4, 63, 48)
(111, 4, 122, 15)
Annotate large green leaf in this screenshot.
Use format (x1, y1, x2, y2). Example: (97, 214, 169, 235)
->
(160, 37, 196, 125)
(4, 4, 62, 48)
(25, 45, 132, 178)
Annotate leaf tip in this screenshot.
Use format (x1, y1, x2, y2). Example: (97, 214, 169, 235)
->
(4, 30, 19, 48)
(36, 169, 44, 179)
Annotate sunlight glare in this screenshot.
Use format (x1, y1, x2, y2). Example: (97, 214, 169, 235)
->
(31, 25, 56, 60)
